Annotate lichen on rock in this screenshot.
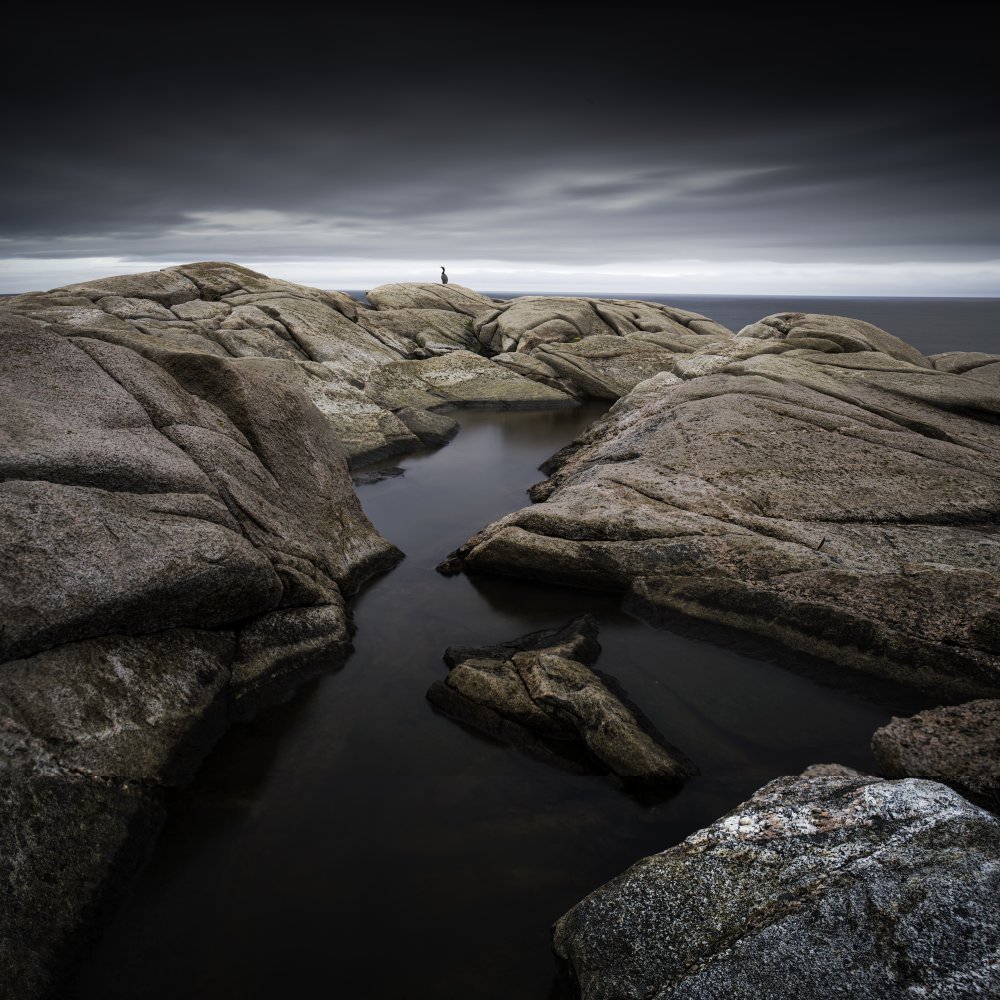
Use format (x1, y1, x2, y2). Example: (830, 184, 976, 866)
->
(553, 769, 1000, 999)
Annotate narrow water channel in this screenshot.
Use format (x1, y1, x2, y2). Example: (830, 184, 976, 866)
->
(72, 403, 933, 1000)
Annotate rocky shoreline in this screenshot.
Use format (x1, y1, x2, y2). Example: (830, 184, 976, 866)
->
(2, 263, 998, 998)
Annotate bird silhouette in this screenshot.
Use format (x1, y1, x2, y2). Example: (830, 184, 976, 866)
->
(440, 266, 449, 285)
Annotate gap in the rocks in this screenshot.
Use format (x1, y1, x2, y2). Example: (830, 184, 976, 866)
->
(70, 403, 937, 1000)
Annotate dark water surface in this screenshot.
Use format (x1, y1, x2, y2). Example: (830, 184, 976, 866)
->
(73, 400, 937, 1000)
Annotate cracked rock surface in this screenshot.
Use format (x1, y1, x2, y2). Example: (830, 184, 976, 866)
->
(428, 615, 696, 787)
(444, 315, 1000, 698)
(554, 768, 1000, 1000)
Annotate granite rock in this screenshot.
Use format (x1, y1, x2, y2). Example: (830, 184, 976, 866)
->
(443, 323, 1000, 698)
(428, 616, 695, 787)
(554, 770, 1000, 999)
(872, 699, 1000, 810)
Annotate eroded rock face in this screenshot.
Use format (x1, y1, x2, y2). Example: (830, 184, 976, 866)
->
(364, 350, 577, 412)
(466, 296, 733, 400)
(474, 296, 731, 355)
(444, 323, 1000, 698)
(0, 281, 402, 997)
(428, 616, 695, 787)
(3, 265, 585, 467)
(930, 350, 1000, 386)
(553, 770, 1000, 1000)
(739, 311, 932, 367)
(872, 700, 1000, 811)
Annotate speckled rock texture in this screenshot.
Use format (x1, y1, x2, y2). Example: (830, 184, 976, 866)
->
(444, 317, 1000, 699)
(428, 616, 695, 787)
(554, 769, 1000, 1000)
(873, 699, 1000, 811)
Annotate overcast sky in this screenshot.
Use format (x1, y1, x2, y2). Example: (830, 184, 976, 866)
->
(2, 16, 996, 295)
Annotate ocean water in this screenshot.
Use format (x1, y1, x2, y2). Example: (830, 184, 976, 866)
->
(71, 348, 949, 1000)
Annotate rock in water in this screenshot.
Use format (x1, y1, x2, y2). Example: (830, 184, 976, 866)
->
(444, 317, 1000, 699)
(872, 699, 1000, 810)
(427, 616, 695, 788)
(553, 769, 1000, 999)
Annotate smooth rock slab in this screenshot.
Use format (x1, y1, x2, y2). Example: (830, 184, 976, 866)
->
(554, 769, 1000, 1000)
(365, 282, 498, 317)
(428, 616, 695, 787)
(364, 350, 577, 411)
(872, 699, 1000, 810)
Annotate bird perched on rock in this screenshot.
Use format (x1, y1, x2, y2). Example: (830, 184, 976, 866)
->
(440, 266, 449, 285)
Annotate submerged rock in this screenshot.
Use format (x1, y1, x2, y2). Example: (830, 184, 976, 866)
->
(553, 769, 1000, 999)
(427, 616, 695, 787)
(444, 317, 1000, 699)
(872, 699, 1000, 810)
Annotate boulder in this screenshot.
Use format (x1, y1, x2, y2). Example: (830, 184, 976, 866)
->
(930, 350, 1000, 386)
(394, 406, 460, 447)
(554, 769, 1000, 999)
(428, 616, 695, 787)
(739, 311, 932, 367)
(364, 281, 498, 317)
(872, 699, 1000, 810)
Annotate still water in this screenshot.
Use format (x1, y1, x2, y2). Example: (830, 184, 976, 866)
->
(73, 398, 935, 1000)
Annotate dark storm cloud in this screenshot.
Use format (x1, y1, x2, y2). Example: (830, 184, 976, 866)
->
(2, 14, 997, 275)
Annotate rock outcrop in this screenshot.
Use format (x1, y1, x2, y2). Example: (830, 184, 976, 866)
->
(1, 264, 742, 997)
(873, 700, 1000, 811)
(443, 316, 1000, 699)
(554, 768, 1000, 1000)
(9, 266, 995, 999)
(472, 296, 733, 399)
(428, 616, 695, 787)
(0, 267, 591, 467)
(0, 297, 397, 998)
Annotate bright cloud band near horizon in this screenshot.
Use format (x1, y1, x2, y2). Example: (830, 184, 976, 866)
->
(1, 256, 998, 298)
